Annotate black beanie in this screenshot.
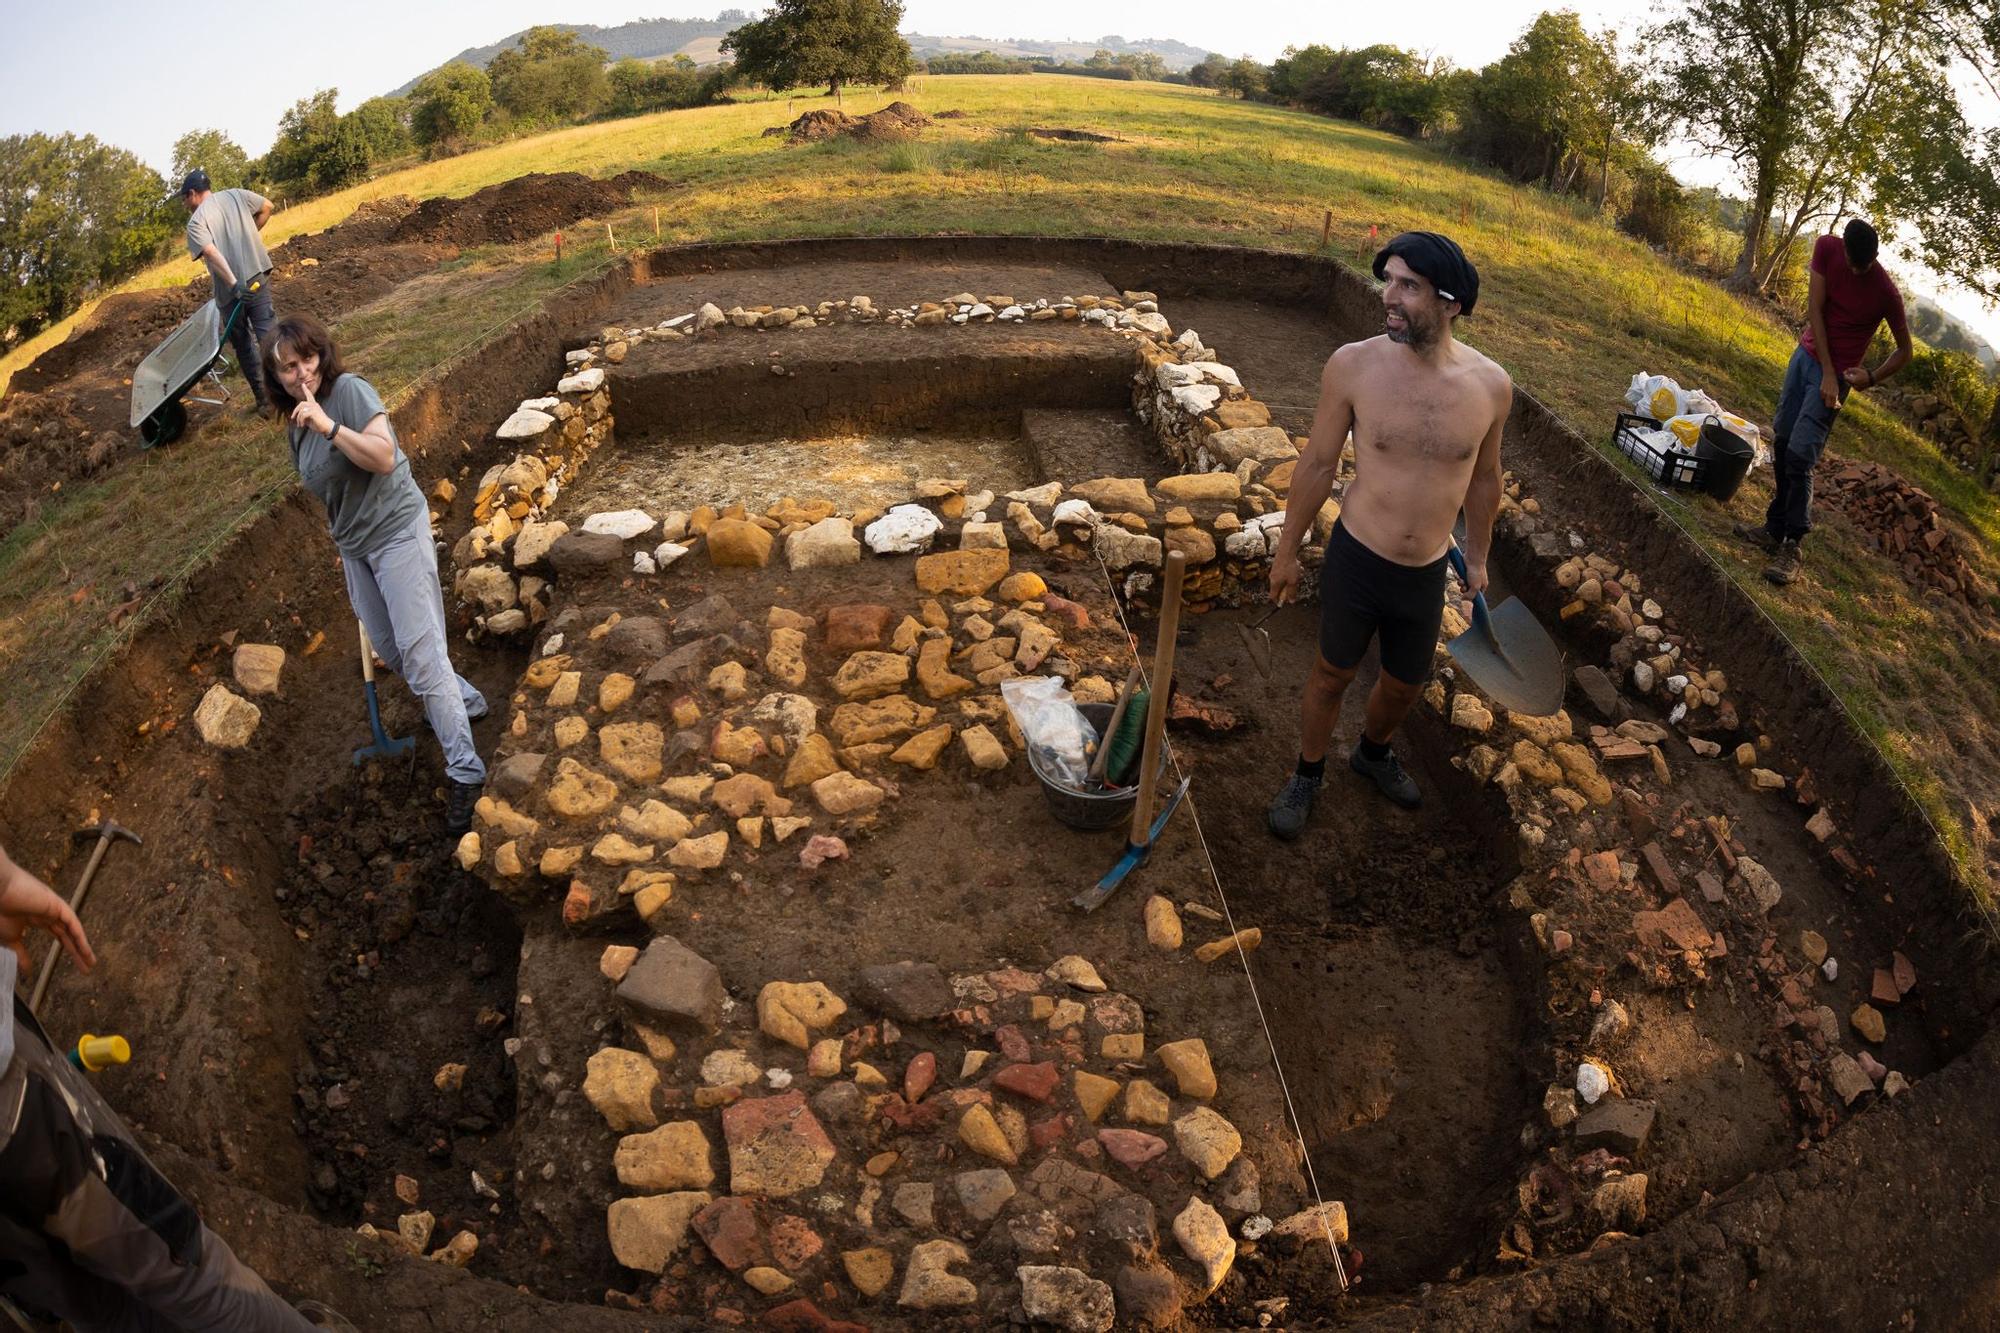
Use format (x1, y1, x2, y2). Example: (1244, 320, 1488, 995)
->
(1372, 230, 1480, 317)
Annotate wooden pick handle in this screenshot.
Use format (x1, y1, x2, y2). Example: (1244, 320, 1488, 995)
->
(1129, 551, 1187, 847)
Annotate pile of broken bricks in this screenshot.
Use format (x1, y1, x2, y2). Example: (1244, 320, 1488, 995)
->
(1408, 479, 1919, 1268)
(1817, 457, 1987, 607)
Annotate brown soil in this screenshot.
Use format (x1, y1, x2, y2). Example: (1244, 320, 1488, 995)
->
(390, 171, 674, 248)
(6, 228, 1999, 1328)
(778, 101, 932, 144)
(0, 171, 672, 535)
(1023, 409, 1168, 485)
(1165, 603, 1536, 1290)
(1028, 128, 1123, 143)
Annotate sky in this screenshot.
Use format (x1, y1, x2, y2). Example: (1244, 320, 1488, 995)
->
(4, 0, 1996, 342)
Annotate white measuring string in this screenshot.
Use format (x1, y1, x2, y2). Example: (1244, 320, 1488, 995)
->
(1090, 549, 1350, 1293)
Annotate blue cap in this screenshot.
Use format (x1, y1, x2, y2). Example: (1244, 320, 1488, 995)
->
(179, 168, 211, 198)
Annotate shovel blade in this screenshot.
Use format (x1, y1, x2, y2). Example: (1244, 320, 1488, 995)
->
(1235, 622, 1273, 676)
(1448, 597, 1566, 716)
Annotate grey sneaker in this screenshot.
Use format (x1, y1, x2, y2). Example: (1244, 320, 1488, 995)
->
(1350, 745, 1421, 809)
(1266, 772, 1321, 840)
(1732, 520, 1780, 552)
(1763, 539, 1802, 586)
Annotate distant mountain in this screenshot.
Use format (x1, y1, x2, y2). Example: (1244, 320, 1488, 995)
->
(1909, 294, 1997, 370)
(388, 15, 1214, 96)
(389, 13, 750, 95)
(902, 33, 1214, 72)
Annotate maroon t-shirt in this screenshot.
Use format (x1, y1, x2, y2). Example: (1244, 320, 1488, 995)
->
(1799, 233, 1907, 373)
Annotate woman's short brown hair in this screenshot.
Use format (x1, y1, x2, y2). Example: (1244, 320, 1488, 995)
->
(259, 314, 346, 418)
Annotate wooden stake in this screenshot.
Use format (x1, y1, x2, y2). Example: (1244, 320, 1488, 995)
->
(653, 207, 660, 238)
(606, 221, 617, 252)
(1319, 208, 1332, 249)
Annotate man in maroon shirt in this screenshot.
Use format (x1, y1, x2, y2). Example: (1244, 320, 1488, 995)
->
(1734, 219, 1912, 586)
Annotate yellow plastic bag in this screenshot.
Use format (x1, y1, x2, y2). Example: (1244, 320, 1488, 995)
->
(1666, 412, 1758, 450)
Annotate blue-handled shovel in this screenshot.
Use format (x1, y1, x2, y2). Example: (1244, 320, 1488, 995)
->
(353, 621, 415, 765)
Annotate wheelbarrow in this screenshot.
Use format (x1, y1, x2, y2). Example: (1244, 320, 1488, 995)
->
(128, 278, 261, 449)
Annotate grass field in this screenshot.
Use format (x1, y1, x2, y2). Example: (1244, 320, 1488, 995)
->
(3, 75, 1996, 912)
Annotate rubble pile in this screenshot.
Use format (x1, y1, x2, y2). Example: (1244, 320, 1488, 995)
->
(1414, 481, 1924, 1266)
(1819, 458, 1985, 606)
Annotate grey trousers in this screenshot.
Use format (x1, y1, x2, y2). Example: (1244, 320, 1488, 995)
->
(0, 999, 316, 1331)
(342, 509, 488, 784)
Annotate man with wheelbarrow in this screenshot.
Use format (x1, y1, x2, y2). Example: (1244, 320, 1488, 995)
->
(181, 168, 278, 413)
(1266, 231, 1512, 835)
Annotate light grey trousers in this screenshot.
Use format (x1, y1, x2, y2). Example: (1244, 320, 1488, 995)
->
(0, 993, 316, 1330)
(341, 510, 487, 784)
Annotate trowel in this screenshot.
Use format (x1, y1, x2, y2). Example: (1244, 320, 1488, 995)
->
(1235, 605, 1281, 676)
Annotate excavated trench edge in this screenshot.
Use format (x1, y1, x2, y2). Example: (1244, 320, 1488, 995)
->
(1, 234, 1991, 1327)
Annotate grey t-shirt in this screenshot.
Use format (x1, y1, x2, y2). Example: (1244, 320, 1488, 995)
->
(289, 375, 428, 557)
(184, 188, 272, 309)
(0, 948, 15, 1081)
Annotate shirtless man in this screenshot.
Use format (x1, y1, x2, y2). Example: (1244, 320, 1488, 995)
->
(1266, 231, 1512, 836)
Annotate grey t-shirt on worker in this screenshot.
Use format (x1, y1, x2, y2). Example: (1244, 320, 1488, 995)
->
(0, 949, 16, 1081)
(289, 374, 428, 558)
(184, 188, 273, 308)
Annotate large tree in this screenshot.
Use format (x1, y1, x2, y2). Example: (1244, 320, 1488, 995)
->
(1650, 0, 2000, 297)
(410, 62, 494, 153)
(722, 0, 913, 96)
(170, 128, 251, 191)
(488, 26, 610, 124)
(0, 133, 173, 345)
(1463, 14, 1625, 190)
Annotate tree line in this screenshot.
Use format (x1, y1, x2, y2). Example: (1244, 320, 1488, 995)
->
(1208, 6, 2000, 311)
(0, 25, 738, 348)
(7, 0, 1999, 377)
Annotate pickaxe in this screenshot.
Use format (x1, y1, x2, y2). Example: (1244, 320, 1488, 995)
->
(28, 818, 141, 1014)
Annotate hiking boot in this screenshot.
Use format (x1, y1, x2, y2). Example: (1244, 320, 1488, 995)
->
(445, 779, 483, 834)
(1266, 772, 1321, 841)
(1762, 539, 1802, 587)
(1732, 520, 1780, 552)
(1350, 744, 1421, 809)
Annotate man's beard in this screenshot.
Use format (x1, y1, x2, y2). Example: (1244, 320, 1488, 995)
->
(1386, 308, 1438, 347)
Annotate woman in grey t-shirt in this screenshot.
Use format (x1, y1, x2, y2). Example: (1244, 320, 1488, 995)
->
(261, 315, 488, 833)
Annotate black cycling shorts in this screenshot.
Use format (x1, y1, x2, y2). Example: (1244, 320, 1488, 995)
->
(1318, 519, 1448, 685)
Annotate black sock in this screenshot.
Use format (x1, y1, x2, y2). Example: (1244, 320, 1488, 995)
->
(1295, 755, 1326, 782)
(1357, 735, 1392, 761)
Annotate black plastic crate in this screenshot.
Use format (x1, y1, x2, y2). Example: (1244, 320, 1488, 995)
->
(1612, 412, 1709, 490)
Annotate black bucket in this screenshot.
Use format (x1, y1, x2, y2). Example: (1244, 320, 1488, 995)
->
(1696, 416, 1754, 501)
(1026, 702, 1163, 831)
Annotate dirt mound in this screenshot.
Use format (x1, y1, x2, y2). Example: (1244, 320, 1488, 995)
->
(1028, 127, 1122, 143)
(390, 171, 668, 248)
(780, 100, 932, 143)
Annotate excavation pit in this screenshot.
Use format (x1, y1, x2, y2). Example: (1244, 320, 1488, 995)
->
(7, 231, 1995, 1329)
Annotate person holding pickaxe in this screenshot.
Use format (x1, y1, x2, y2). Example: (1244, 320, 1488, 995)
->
(1, 838, 362, 1327)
